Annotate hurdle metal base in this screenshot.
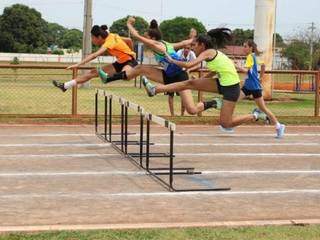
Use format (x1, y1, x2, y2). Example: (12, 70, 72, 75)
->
(152, 171, 202, 175)
(95, 89, 231, 192)
(173, 187, 232, 192)
(113, 141, 154, 146)
(128, 153, 172, 158)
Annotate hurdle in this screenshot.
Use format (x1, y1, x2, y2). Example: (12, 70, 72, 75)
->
(95, 89, 230, 192)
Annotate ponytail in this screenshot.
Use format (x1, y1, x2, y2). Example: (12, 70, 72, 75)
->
(196, 28, 232, 50)
(91, 25, 109, 39)
(147, 19, 162, 40)
(207, 28, 233, 49)
(100, 25, 108, 32)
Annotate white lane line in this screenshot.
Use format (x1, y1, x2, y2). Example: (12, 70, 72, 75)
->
(1, 219, 320, 232)
(1, 153, 320, 159)
(0, 154, 119, 159)
(0, 142, 318, 147)
(201, 170, 320, 175)
(156, 143, 320, 146)
(154, 133, 320, 137)
(0, 134, 94, 137)
(175, 153, 320, 157)
(0, 133, 320, 137)
(0, 143, 111, 147)
(0, 170, 320, 177)
(0, 189, 320, 199)
(0, 171, 146, 177)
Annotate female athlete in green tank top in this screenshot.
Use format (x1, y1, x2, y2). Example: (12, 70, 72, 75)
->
(142, 28, 268, 130)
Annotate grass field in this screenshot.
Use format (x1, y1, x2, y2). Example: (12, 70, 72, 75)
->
(0, 67, 317, 117)
(1, 225, 320, 240)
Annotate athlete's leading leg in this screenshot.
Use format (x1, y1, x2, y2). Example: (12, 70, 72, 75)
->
(53, 64, 116, 92)
(101, 65, 165, 84)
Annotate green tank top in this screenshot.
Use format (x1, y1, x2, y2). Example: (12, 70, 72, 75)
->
(206, 51, 240, 86)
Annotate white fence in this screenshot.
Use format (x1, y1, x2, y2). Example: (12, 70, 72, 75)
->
(0, 52, 157, 65)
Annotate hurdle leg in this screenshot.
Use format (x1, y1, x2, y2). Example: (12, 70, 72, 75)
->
(139, 113, 144, 167)
(95, 92, 98, 133)
(120, 103, 125, 152)
(124, 103, 128, 154)
(146, 118, 150, 171)
(108, 97, 112, 142)
(169, 129, 174, 190)
(104, 96, 107, 140)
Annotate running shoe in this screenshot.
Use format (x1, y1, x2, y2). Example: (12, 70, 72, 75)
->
(276, 124, 286, 139)
(252, 108, 268, 121)
(219, 125, 234, 133)
(52, 80, 67, 92)
(141, 76, 156, 97)
(97, 67, 108, 83)
(214, 97, 223, 110)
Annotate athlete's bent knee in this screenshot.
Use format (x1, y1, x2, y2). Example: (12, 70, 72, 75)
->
(185, 106, 197, 115)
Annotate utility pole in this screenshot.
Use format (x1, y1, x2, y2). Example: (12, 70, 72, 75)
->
(81, 0, 93, 87)
(272, 0, 277, 70)
(254, 0, 276, 100)
(309, 22, 316, 70)
(160, 0, 163, 22)
(82, 0, 92, 61)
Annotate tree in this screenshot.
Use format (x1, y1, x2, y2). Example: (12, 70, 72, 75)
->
(159, 17, 206, 43)
(274, 33, 285, 47)
(61, 29, 83, 51)
(283, 28, 320, 70)
(232, 29, 254, 45)
(283, 40, 310, 69)
(0, 4, 48, 53)
(232, 29, 285, 47)
(110, 16, 149, 37)
(46, 22, 67, 47)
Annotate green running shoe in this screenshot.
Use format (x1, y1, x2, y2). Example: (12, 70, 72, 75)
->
(141, 76, 156, 97)
(97, 67, 109, 83)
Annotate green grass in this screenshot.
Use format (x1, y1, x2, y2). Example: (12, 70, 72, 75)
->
(0, 67, 317, 117)
(1, 225, 320, 240)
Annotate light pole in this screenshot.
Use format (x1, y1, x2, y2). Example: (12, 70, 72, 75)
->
(81, 0, 93, 88)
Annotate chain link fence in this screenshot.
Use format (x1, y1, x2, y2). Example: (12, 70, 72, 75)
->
(0, 64, 319, 118)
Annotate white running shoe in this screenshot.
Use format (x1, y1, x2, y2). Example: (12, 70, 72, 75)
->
(219, 125, 234, 133)
(276, 124, 285, 139)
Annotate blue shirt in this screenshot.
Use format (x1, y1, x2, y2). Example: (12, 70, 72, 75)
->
(153, 41, 183, 77)
(243, 53, 262, 90)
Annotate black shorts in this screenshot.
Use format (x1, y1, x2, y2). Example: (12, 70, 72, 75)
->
(216, 79, 240, 102)
(112, 58, 138, 73)
(241, 87, 262, 99)
(164, 92, 180, 97)
(162, 70, 188, 85)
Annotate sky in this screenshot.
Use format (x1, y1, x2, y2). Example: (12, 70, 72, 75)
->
(1, 0, 320, 38)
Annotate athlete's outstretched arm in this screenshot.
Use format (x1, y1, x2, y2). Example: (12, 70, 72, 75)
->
(172, 28, 197, 50)
(172, 38, 194, 51)
(66, 46, 106, 69)
(127, 17, 165, 54)
(165, 49, 215, 69)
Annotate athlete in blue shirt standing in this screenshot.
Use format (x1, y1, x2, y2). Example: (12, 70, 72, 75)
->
(237, 39, 285, 138)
